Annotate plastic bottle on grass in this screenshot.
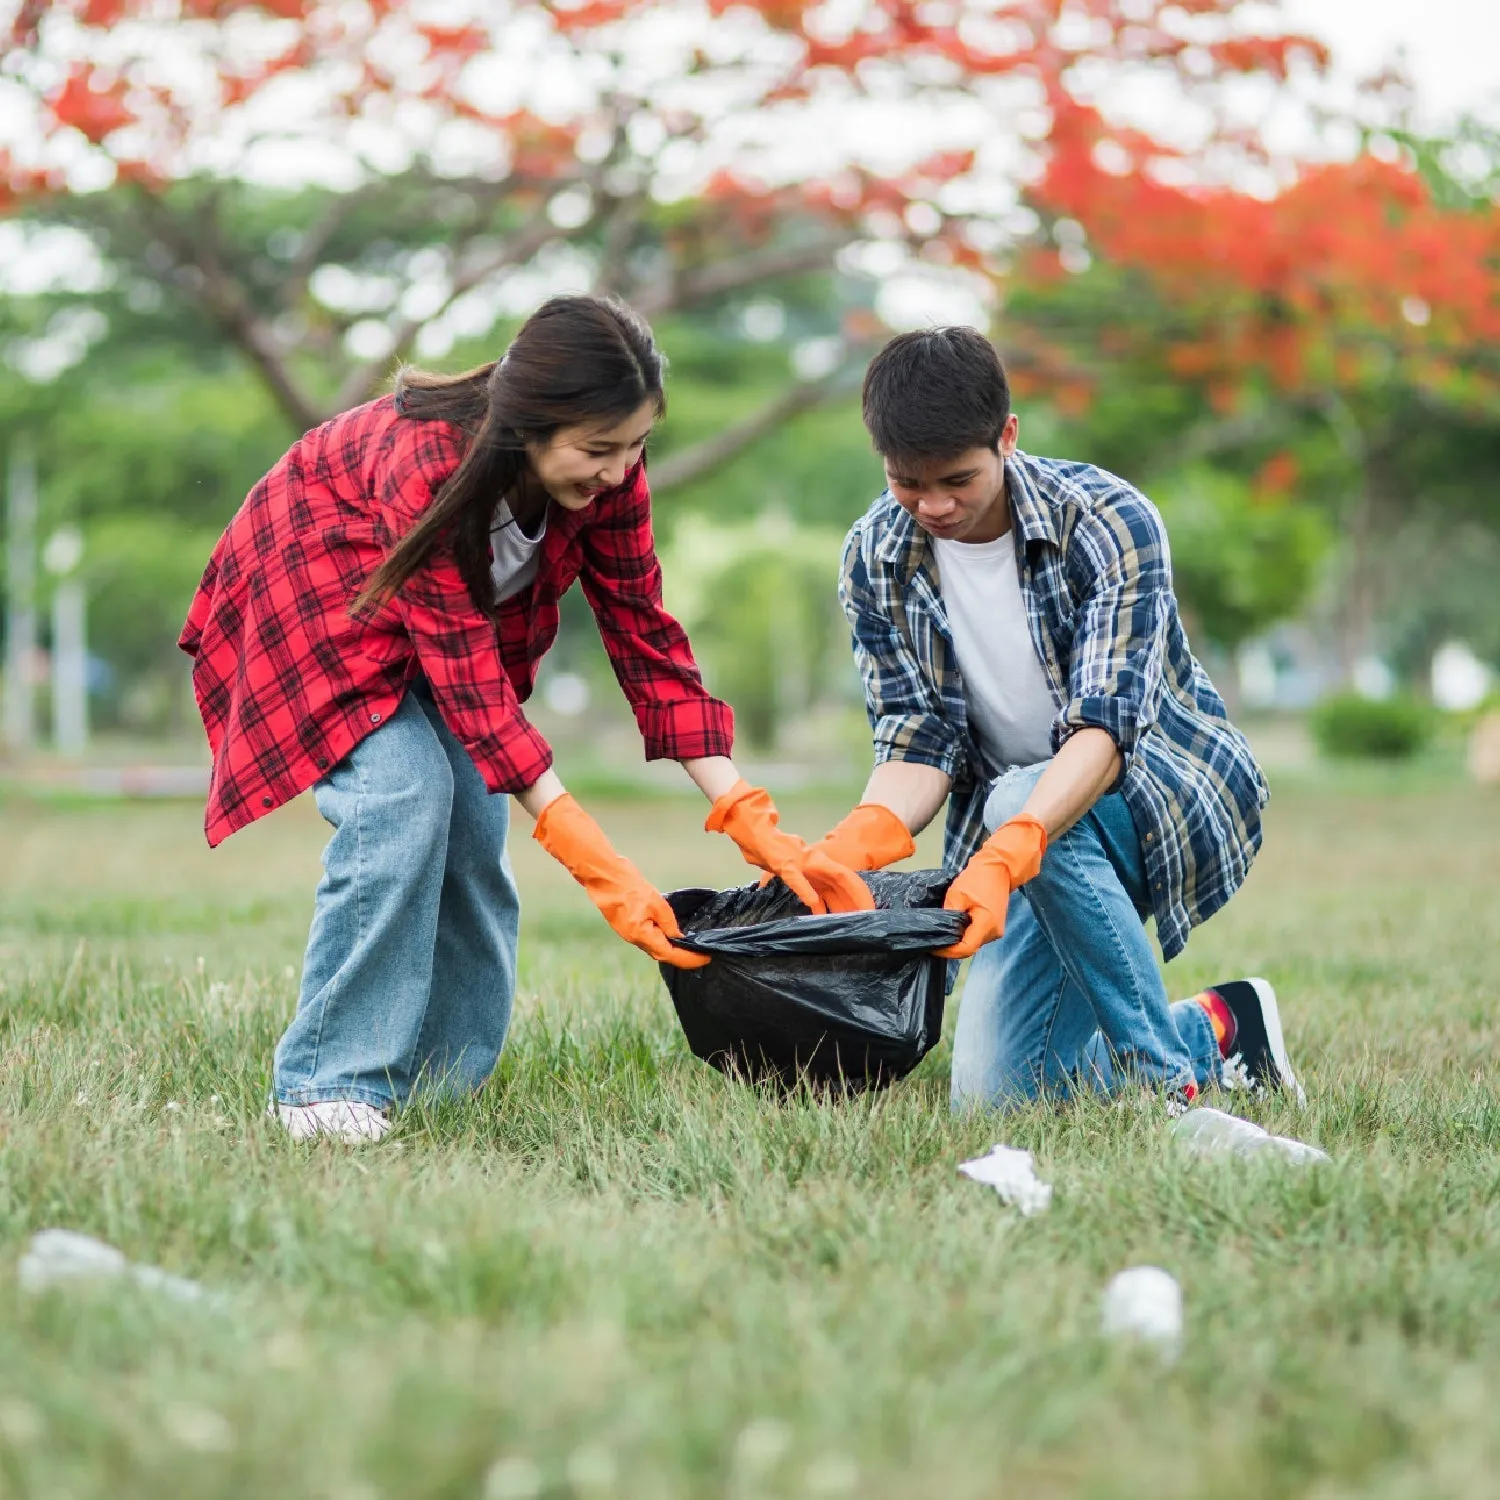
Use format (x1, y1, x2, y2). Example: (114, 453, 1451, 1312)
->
(1171, 1107, 1329, 1165)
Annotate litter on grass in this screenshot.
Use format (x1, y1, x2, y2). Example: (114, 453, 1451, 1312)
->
(1171, 1107, 1329, 1165)
(17, 1229, 216, 1305)
(1100, 1266, 1183, 1363)
(957, 1145, 1053, 1216)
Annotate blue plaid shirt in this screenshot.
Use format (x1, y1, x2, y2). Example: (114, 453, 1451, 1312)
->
(839, 449, 1269, 962)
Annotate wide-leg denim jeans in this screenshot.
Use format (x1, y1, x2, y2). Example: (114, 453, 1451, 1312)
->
(273, 681, 521, 1109)
(951, 762, 1219, 1111)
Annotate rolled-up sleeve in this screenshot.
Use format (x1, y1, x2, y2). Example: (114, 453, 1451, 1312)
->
(1054, 489, 1171, 775)
(839, 521, 966, 779)
(580, 465, 734, 762)
(375, 423, 555, 794)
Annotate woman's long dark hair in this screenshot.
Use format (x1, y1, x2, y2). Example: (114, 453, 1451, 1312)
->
(352, 293, 666, 618)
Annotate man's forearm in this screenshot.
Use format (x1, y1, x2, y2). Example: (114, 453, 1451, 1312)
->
(1019, 728, 1122, 839)
(859, 760, 953, 836)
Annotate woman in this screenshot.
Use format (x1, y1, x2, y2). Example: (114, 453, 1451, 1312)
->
(180, 294, 870, 1143)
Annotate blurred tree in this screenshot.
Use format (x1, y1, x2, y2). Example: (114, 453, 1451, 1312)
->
(659, 512, 847, 749)
(1, 0, 1326, 489)
(1150, 465, 1330, 710)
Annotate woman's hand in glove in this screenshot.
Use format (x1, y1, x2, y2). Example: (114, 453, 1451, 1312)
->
(533, 794, 708, 969)
(705, 780, 874, 914)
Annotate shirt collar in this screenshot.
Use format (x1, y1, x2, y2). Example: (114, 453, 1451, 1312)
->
(874, 495, 925, 582)
(874, 449, 1059, 578)
(1003, 450, 1061, 549)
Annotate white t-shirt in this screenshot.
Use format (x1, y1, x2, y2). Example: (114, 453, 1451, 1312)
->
(933, 529, 1058, 770)
(489, 500, 547, 602)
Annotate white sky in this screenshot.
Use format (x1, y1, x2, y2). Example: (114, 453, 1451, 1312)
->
(1281, 0, 1500, 126)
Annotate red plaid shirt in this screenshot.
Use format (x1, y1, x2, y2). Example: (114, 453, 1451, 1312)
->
(179, 395, 733, 846)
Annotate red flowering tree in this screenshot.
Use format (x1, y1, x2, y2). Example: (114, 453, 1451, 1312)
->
(1002, 91, 1500, 674)
(0, 0, 1328, 485)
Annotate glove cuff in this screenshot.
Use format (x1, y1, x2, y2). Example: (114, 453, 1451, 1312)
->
(703, 778, 761, 836)
(533, 793, 617, 884)
(990, 813, 1048, 885)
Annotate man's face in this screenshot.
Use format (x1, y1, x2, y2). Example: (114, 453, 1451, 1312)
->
(882, 415, 1019, 544)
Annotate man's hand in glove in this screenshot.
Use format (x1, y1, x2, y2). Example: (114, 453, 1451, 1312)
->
(810, 803, 916, 873)
(936, 814, 1048, 959)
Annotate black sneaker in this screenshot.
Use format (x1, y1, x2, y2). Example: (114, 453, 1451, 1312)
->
(1206, 978, 1305, 1106)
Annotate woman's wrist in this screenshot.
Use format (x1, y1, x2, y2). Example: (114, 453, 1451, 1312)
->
(682, 756, 743, 805)
(517, 768, 569, 822)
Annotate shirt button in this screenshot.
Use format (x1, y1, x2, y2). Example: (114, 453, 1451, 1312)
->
(1145, 832, 1154, 844)
(261, 794, 272, 808)
(370, 712, 382, 724)
(316, 757, 329, 771)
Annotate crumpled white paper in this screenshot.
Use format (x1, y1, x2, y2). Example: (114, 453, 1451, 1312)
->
(957, 1144, 1054, 1216)
(18, 1229, 216, 1304)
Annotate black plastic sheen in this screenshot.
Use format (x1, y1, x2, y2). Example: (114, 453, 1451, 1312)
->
(659, 869, 965, 1093)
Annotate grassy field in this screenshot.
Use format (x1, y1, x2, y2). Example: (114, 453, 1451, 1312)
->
(0, 771, 1497, 1499)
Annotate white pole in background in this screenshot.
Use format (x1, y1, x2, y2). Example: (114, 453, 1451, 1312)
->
(3, 445, 38, 754)
(42, 526, 88, 757)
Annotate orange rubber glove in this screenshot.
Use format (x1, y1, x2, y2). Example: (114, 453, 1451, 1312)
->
(534, 794, 708, 970)
(811, 803, 917, 873)
(936, 813, 1049, 959)
(705, 780, 875, 914)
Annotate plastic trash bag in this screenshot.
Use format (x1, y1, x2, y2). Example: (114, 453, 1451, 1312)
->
(660, 869, 965, 1093)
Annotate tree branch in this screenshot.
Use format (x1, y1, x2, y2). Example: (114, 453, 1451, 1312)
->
(131, 187, 321, 431)
(649, 356, 868, 493)
(633, 235, 856, 317)
(277, 186, 371, 315)
(326, 212, 562, 415)
(591, 190, 648, 296)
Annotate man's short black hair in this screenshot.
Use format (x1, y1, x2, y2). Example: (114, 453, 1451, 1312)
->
(861, 326, 1011, 465)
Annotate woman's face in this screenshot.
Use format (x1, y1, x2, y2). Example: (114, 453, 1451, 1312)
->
(528, 400, 657, 510)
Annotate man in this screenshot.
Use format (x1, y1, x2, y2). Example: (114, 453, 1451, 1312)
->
(812, 327, 1300, 1111)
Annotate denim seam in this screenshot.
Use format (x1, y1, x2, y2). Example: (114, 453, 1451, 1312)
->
(396, 727, 454, 1089)
(1023, 832, 1193, 1090)
(274, 1083, 393, 1110)
(1032, 967, 1072, 1102)
(300, 754, 370, 1089)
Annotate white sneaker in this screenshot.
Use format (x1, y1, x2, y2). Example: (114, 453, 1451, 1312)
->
(269, 1099, 392, 1144)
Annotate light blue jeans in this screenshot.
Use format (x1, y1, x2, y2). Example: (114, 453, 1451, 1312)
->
(950, 763, 1219, 1111)
(273, 681, 521, 1109)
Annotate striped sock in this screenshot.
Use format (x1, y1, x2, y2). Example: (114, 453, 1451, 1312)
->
(1195, 989, 1238, 1060)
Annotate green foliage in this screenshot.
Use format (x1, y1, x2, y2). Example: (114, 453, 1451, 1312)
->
(660, 514, 850, 749)
(1310, 693, 1435, 761)
(1154, 467, 1332, 654)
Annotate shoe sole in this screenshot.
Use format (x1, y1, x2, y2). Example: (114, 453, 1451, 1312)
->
(1246, 977, 1306, 1108)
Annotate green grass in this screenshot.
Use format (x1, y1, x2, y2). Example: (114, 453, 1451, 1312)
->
(0, 776, 1498, 1498)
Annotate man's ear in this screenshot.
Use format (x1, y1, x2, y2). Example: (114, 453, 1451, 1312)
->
(998, 413, 1020, 457)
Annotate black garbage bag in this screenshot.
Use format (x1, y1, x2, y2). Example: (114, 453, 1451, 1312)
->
(660, 869, 966, 1094)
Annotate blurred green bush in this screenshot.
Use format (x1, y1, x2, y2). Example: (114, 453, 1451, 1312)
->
(1310, 693, 1435, 760)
